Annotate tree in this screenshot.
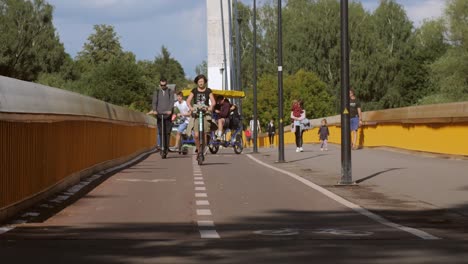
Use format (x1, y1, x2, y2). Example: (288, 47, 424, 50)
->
(195, 60, 207, 76)
(242, 70, 334, 128)
(399, 19, 448, 105)
(77, 24, 124, 66)
(153, 46, 186, 90)
(422, 0, 468, 104)
(0, 0, 66, 81)
(362, 0, 414, 110)
(82, 56, 149, 110)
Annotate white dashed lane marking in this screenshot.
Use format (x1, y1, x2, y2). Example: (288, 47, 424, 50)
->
(200, 230, 220, 239)
(197, 209, 212, 216)
(197, 220, 215, 227)
(196, 200, 210, 206)
(193, 155, 220, 239)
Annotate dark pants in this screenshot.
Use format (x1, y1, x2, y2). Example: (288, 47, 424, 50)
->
(295, 126, 303, 148)
(268, 133, 274, 145)
(157, 115, 173, 150)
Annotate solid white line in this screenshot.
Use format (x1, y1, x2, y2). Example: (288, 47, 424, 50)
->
(246, 154, 440, 240)
(194, 177, 203, 180)
(21, 212, 40, 217)
(195, 193, 208, 198)
(196, 200, 210, 206)
(195, 186, 206, 191)
(0, 226, 15, 235)
(197, 220, 215, 227)
(194, 181, 205, 185)
(197, 209, 212, 216)
(200, 230, 220, 239)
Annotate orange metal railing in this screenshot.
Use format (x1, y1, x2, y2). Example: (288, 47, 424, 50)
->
(0, 119, 155, 210)
(0, 76, 157, 221)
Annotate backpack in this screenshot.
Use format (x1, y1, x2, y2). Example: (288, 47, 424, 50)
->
(229, 106, 241, 130)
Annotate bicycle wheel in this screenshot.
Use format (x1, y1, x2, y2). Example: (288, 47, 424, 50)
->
(208, 135, 219, 154)
(209, 145, 219, 154)
(233, 134, 243, 154)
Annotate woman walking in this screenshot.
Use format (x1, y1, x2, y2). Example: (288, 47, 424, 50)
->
(290, 100, 306, 152)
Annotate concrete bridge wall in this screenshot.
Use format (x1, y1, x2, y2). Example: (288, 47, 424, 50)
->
(0, 76, 156, 222)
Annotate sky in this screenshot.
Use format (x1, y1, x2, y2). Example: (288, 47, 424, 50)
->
(48, 0, 446, 78)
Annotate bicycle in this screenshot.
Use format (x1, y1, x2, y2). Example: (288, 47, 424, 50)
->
(208, 125, 244, 155)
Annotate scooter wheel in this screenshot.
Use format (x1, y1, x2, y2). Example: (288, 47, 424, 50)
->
(161, 149, 168, 159)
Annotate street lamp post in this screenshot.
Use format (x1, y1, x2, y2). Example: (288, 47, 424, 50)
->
(339, 0, 352, 184)
(234, 0, 243, 115)
(228, 0, 236, 92)
(220, 0, 228, 91)
(220, 66, 225, 90)
(277, 0, 285, 162)
(253, 0, 258, 153)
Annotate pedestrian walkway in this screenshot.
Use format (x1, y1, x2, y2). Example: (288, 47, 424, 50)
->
(250, 143, 468, 239)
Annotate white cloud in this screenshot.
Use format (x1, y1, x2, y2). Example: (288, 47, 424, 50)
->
(404, 0, 445, 26)
(50, 0, 447, 77)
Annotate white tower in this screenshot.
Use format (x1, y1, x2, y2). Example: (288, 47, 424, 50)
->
(207, 0, 231, 91)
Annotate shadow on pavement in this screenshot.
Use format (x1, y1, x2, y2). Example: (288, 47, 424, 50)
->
(354, 168, 405, 183)
(287, 154, 329, 163)
(1, 207, 468, 263)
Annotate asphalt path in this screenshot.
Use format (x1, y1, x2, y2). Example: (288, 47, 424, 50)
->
(1, 148, 467, 263)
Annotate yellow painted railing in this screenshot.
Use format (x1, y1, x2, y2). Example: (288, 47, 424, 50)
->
(0, 76, 156, 222)
(258, 102, 468, 156)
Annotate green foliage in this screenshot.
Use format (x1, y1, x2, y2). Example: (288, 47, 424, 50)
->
(77, 24, 124, 66)
(421, 0, 468, 104)
(242, 70, 335, 129)
(153, 46, 186, 90)
(82, 56, 150, 109)
(0, 0, 66, 81)
(3, 0, 467, 120)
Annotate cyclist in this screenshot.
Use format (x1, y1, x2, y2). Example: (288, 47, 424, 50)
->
(172, 91, 191, 151)
(186, 74, 216, 155)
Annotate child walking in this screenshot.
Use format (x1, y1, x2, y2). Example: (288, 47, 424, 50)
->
(245, 126, 252, 147)
(318, 119, 330, 151)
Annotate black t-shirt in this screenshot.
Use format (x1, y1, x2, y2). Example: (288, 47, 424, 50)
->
(191, 87, 212, 106)
(350, 98, 361, 117)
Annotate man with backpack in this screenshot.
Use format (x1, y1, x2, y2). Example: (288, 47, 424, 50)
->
(148, 78, 174, 153)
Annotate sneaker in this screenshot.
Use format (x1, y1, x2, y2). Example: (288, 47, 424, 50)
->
(320, 148, 324, 151)
(325, 148, 328, 151)
(296, 147, 300, 152)
(299, 147, 303, 152)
